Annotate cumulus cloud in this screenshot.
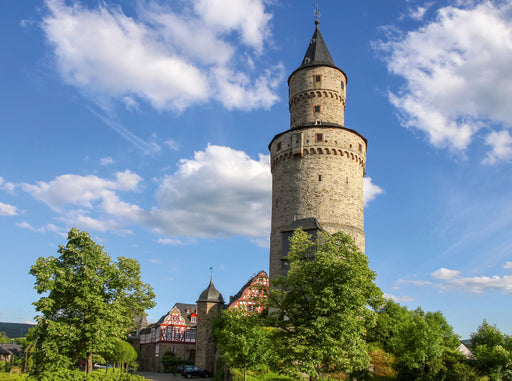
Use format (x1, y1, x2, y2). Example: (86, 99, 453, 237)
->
(483, 130, 512, 164)
(21, 145, 271, 242)
(22, 170, 142, 211)
(398, 267, 512, 295)
(17, 221, 65, 236)
(151, 144, 271, 238)
(363, 177, 384, 206)
(431, 267, 461, 280)
(42, 0, 282, 112)
(0, 202, 18, 216)
(376, 2, 512, 161)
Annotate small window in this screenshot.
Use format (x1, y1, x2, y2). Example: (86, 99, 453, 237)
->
(314, 75, 321, 82)
(276, 142, 282, 151)
(341, 81, 345, 91)
(315, 133, 323, 142)
(191, 316, 196, 323)
(318, 175, 322, 181)
(313, 105, 321, 113)
(359, 143, 362, 152)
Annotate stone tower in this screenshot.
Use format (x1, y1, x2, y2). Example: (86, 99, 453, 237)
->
(195, 277, 224, 373)
(268, 20, 367, 280)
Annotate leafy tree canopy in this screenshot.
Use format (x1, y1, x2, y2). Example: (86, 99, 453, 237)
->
(267, 229, 383, 380)
(29, 228, 155, 374)
(213, 307, 272, 381)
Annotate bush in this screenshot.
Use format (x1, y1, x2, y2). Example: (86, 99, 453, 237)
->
(27, 369, 146, 381)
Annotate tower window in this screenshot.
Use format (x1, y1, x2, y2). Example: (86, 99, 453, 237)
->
(313, 105, 321, 113)
(277, 142, 282, 151)
(314, 75, 321, 83)
(318, 175, 322, 181)
(359, 143, 362, 152)
(315, 133, 323, 142)
(341, 81, 345, 91)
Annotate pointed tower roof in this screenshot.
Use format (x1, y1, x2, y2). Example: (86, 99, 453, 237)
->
(197, 276, 224, 303)
(300, 20, 336, 69)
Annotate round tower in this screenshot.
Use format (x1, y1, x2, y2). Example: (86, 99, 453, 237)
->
(269, 20, 367, 280)
(195, 277, 224, 373)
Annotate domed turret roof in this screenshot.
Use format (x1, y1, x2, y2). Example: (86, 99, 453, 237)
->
(299, 20, 336, 69)
(197, 276, 224, 303)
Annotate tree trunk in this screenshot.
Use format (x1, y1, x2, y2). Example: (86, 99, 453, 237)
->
(244, 367, 247, 381)
(87, 351, 93, 374)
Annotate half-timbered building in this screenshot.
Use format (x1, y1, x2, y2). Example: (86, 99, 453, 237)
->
(133, 271, 269, 373)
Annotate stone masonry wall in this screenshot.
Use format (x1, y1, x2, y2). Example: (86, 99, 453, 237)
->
(195, 302, 221, 374)
(289, 66, 347, 128)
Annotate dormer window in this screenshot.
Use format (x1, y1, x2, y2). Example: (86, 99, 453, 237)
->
(191, 316, 196, 323)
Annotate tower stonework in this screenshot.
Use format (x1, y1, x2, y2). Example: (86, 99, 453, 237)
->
(269, 21, 367, 280)
(195, 278, 224, 373)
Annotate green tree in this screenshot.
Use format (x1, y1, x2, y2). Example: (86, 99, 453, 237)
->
(470, 321, 512, 380)
(0, 332, 10, 343)
(102, 338, 138, 373)
(367, 299, 413, 351)
(267, 229, 383, 380)
(390, 307, 461, 380)
(213, 307, 272, 381)
(29, 228, 155, 374)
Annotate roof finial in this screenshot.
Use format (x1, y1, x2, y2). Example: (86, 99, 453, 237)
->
(314, 4, 320, 25)
(209, 266, 213, 281)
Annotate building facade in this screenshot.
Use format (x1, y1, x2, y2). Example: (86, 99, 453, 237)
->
(269, 20, 367, 280)
(134, 272, 268, 373)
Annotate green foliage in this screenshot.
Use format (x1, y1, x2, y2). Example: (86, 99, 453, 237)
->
(213, 308, 272, 381)
(29, 228, 156, 374)
(389, 307, 461, 380)
(0, 333, 10, 344)
(102, 338, 138, 371)
(267, 229, 383, 379)
(25, 368, 146, 380)
(470, 321, 512, 380)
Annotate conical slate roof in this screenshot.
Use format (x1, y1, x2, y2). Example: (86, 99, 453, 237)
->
(299, 20, 336, 69)
(197, 277, 224, 303)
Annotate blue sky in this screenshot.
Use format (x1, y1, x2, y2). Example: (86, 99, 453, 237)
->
(1, 0, 512, 339)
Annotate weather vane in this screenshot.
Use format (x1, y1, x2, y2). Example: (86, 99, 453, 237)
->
(209, 266, 213, 279)
(314, 4, 320, 23)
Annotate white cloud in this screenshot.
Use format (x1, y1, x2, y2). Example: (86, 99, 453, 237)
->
(21, 145, 271, 241)
(409, 5, 430, 20)
(17, 221, 65, 237)
(376, 2, 512, 160)
(164, 139, 180, 151)
(22, 170, 142, 211)
(483, 130, 512, 164)
(100, 157, 114, 166)
(504, 261, 512, 269)
(363, 177, 384, 206)
(431, 267, 461, 280)
(42, 0, 282, 112)
(0, 202, 17, 216)
(150, 144, 271, 238)
(156, 238, 188, 245)
(148, 259, 161, 264)
(383, 293, 416, 302)
(395, 279, 433, 287)
(436, 274, 512, 294)
(0, 177, 15, 193)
